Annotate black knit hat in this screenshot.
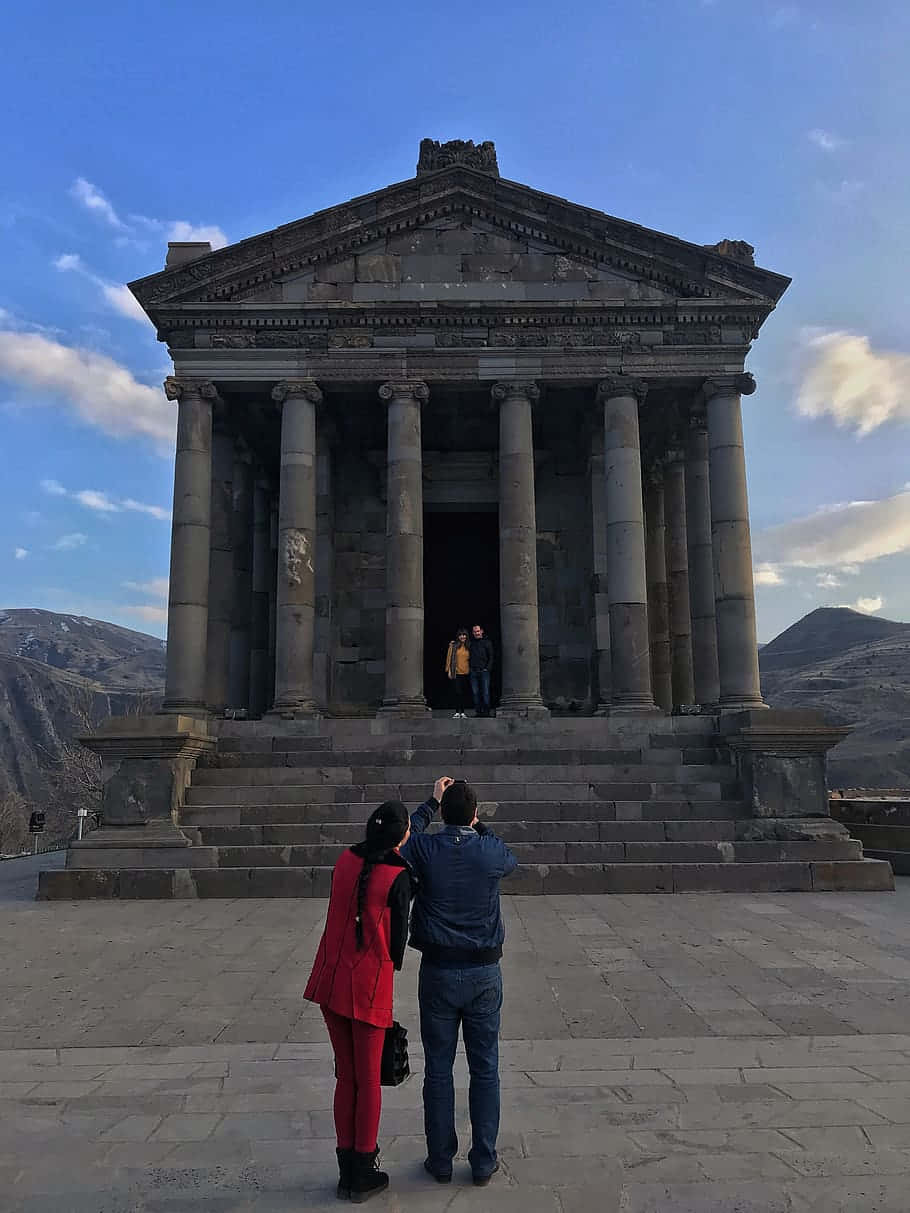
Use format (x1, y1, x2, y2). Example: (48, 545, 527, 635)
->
(364, 800, 409, 855)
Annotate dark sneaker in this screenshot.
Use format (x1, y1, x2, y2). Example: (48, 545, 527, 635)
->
(424, 1159, 452, 1184)
(473, 1161, 500, 1187)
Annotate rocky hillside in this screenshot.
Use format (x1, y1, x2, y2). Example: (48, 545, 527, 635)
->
(760, 607, 910, 789)
(0, 610, 164, 854)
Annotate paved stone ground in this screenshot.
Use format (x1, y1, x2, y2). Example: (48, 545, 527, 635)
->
(4, 858, 910, 1210)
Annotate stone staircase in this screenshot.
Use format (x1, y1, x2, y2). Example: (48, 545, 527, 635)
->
(41, 718, 894, 896)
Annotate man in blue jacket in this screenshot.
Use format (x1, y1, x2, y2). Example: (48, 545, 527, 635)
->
(402, 776, 518, 1186)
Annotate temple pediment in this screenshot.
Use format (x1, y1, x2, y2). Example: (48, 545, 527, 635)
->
(129, 158, 789, 320)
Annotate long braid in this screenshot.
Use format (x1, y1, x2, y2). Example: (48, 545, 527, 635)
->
(355, 854, 379, 949)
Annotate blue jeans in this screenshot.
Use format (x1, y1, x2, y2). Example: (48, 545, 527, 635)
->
(418, 961, 502, 1178)
(470, 670, 491, 715)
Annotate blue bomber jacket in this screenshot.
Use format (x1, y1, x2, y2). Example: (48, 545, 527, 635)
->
(401, 797, 518, 967)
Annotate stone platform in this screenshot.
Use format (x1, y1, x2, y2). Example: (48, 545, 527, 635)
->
(39, 717, 893, 899)
(8, 854, 910, 1210)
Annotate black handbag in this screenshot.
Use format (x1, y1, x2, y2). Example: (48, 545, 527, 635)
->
(380, 1020, 410, 1086)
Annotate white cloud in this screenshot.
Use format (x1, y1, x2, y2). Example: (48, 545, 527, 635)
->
(167, 220, 228, 250)
(754, 562, 786, 586)
(69, 178, 228, 252)
(838, 595, 884, 614)
(70, 178, 125, 230)
(796, 330, 910, 435)
(54, 252, 149, 324)
(52, 533, 87, 551)
(121, 604, 169, 625)
(808, 129, 845, 152)
(73, 489, 123, 514)
(123, 577, 169, 600)
(0, 330, 174, 449)
(14, 547, 28, 560)
(39, 479, 170, 520)
(816, 571, 841, 589)
(756, 489, 910, 570)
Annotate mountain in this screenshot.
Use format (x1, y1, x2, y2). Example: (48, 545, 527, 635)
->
(760, 607, 910, 790)
(0, 610, 165, 855)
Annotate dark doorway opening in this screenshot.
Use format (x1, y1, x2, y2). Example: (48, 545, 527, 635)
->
(423, 509, 501, 711)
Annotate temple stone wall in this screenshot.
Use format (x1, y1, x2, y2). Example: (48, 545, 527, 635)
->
(536, 443, 595, 711)
(331, 448, 386, 711)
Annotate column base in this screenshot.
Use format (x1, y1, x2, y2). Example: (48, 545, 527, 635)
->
(268, 698, 319, 720)
(497, 697, 550, 719)
(379, 697, 430, 717)
(718, 697, 768, 712)
(159, 699, 208, 715)
(609, 695, 662, 716)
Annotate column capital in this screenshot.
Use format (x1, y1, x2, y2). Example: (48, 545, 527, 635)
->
(687, 403, 709, 434)
(272, 378, 323, 406)
(379, 380, 429, 404)
(491, 380, 540, 404)
(701, 372, 756, 400)
(596, 375, 648, 404)
(664, 446, 685, 465)
(164, 376, 220, 404)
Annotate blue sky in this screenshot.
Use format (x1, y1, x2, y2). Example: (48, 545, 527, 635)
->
(1, 0, 908, 642)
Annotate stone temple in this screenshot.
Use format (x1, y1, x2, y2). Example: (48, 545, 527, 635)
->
(41, 139, 893, 898)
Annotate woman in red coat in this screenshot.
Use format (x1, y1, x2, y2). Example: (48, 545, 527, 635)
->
(304, 797, 415, 1202)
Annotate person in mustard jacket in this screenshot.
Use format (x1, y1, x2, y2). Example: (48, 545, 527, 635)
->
(444, 627, 472, 718)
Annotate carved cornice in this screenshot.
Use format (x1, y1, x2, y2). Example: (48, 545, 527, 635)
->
(271, 378, 323, 406)
(417, 138, 499, 177)
(491, 381, 540, 404)
(702, 372, 757, 399)
(596, 376, 648, 404)
(378, 381, 429, 403)
(163, 376, 220, 404)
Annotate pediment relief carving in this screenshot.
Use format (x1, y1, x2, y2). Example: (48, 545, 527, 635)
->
(131, 170, 789, 316)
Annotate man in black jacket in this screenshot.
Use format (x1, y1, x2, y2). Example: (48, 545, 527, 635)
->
(402, 778, 517, 1186)
(469, 624, 494, 717)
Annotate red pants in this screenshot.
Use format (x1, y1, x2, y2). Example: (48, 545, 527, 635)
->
(322, 1007, 386, 1153)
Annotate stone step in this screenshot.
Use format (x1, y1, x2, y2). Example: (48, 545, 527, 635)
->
(37, 858, 895, 899)
(833, 802, 910, 828)
(200, 838, 862, 867)
(863, 850, 910, 876)
(210, 746, 721, 768)
(193, 819, 751, 846)
(193, 762, 734, 786)
(179, 799, 745, 827)
(841, 823, 910, 851)
(184, 780, 738, 806)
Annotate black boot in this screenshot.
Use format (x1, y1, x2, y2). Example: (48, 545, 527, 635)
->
(336, 1147, 354, 1200)
(350, 1148, 389, 1203)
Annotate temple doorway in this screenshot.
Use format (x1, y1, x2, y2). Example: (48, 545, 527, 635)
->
(423, 508, 501, 710)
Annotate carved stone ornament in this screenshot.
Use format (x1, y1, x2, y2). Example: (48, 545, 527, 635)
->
(704, 239, 756, 266)
(490, 381, 540, 404)
(378, 381, 429, 403)
(702, 372, 757, 399)
(417, 138, 499, 177)
(596, 376, 648, 405)
(687, 404, 709, 434)
(163, 376, 219, 403)
(271, 379, 323, 406)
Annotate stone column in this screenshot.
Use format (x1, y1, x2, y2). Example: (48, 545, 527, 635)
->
(271, 379, 321, 716)
(161, 377, 217, 714)
(705, 373, 765, 709)
(248, 477, 271, 717)
(267, 496, 278, 708)
(228, 448, 253, 710)
(589, 432, 612, 713)
(598, 377, 656, 712)
(644, 465, 672, 713)
(493, 381, 548, 716)
(204, 418, 233, 714)
(685, 409, 721, 707)
(664, 449, 696, 707)
(314, 420, 335, 711)
(379, 381, 429, 715)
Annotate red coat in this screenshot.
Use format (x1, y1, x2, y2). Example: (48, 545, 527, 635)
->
(304, 848, 403, 1028)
